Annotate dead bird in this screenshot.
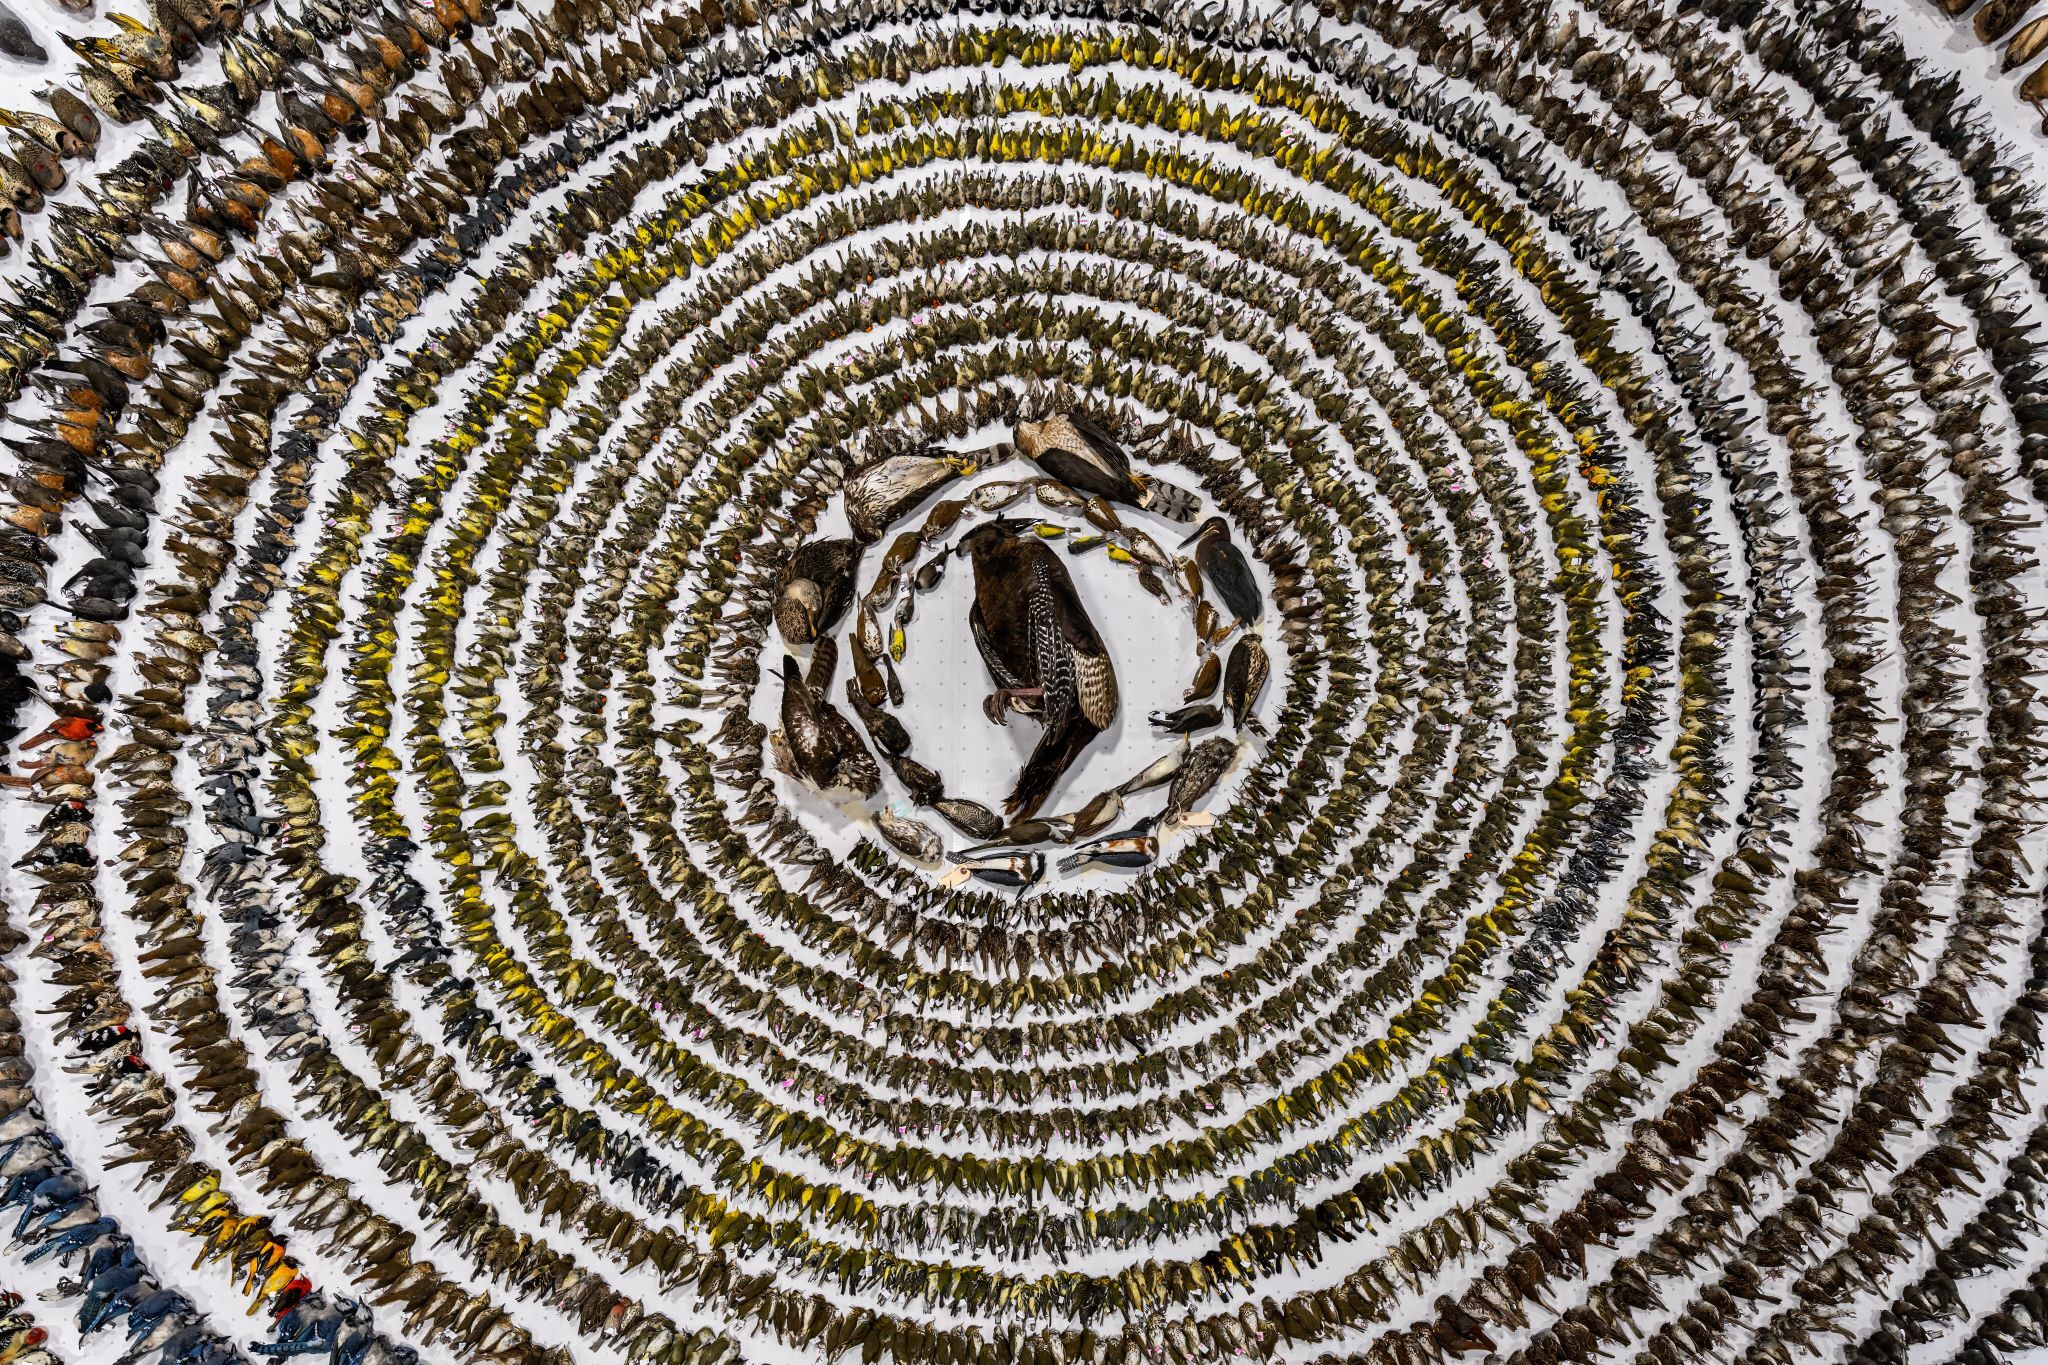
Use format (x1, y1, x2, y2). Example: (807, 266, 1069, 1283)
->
(44, 88, 98, 148)
(1222, 634, 1269, 733)
(950, 816, 1075, 857)
(1180, 516, 1260, 624)
(958, 518, 1118, 819)
(0, 4, 46, 62)
(968, 479, 1031, 512)
(885, 750, 943, 806)
(843, 680, 910, 756)
(1072, 811, 1162, 850)
(1062, 787, 1124, 841)
(1150, 702, 1222, 733)
(1011, 412, 1198, 523)
(874, 807, 942, 863)
(0, 109, 86, 160)
(774, 537, 858, 646)
(950, 852, 1043, 891)
(1117, 741, 1187, 796)
(1163, 736, 1236, 826)
(2005, 14, 2048, 69)
(1056, 835, 1156, 875)
(843, 450, 975, 543)
(770, 654, 879, 797)
(931, 796, 1003, 841)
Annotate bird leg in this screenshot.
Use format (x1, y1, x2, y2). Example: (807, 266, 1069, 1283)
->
(983, 687, 1043, 724)
(959, 440, 1017, 468)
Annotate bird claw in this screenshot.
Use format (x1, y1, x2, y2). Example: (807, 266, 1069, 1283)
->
(983, 687, 1043, 724)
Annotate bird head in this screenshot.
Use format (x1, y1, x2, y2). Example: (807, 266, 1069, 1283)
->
(774, 578, 823, 644)
(956, 517, 1024, 559)
(1179, 515, 1229, 549)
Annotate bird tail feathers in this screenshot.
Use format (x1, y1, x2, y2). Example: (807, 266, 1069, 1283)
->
(1007, 723, 1093, 819)
(1136, 475, 1200, 523)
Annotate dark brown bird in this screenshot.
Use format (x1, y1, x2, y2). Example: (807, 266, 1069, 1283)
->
(959, 518, 1118, 819)
(1430, 1296, 1497, 1356)
(1181, 515, 1260, 625)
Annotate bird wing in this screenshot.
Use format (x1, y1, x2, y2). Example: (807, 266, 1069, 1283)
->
(1065, 412, 1131, 479)
(779, 659, 828, 772)
(1073, 649, 1119, 730)
(970, 600, 1027, 691)
(1027, 551, 1118, 731)
(1030, 416, 1133, 503)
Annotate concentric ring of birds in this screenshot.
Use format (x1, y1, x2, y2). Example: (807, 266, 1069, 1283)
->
(3, 0, 2048, 1364)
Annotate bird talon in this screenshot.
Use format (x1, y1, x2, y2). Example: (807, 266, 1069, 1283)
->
(983, 686, 1044, 724)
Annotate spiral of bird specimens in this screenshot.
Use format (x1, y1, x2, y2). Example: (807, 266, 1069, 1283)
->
(3, 0, 2048, 1362)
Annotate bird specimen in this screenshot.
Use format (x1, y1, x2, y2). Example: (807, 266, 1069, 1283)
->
(958, 517, 1120, 819)
(1221, 634, 1268, 732)
(1011, 412, 1200, 523)
(771, 653, 880, 797)
(773, 537, 859, 647)
(842, 450, 975, 543)
(1180, 515, 1260, 626)
(0, 5, 2044, 1365)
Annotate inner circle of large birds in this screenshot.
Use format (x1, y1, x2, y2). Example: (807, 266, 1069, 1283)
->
(1, 0, 2047, 1363)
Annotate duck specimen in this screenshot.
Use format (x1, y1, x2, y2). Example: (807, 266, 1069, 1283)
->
(773, 537, 858, 646)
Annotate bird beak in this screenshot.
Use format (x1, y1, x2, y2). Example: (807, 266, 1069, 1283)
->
(1178, 526, 1203, 548)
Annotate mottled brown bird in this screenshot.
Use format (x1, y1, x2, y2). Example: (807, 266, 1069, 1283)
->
(842, 451, 973, 543)
(772, 654, 879, 797)
(773, 537, 857, 646)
